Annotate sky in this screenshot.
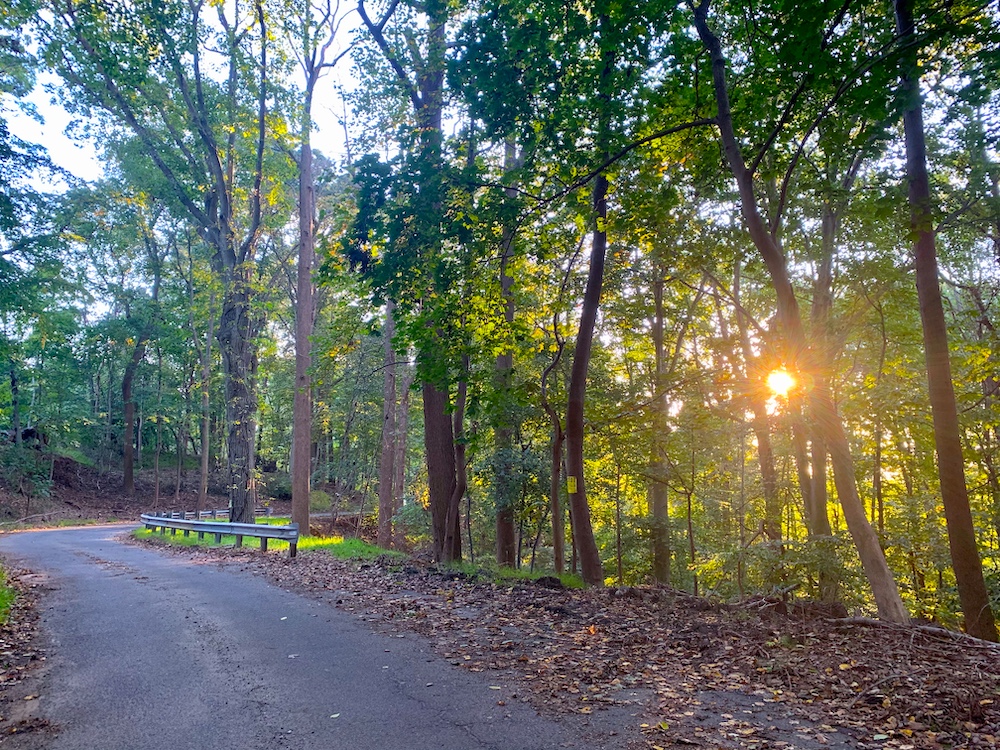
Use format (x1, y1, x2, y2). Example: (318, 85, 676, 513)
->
(6, 73, 104, 184)
(6, 61, 356, 189)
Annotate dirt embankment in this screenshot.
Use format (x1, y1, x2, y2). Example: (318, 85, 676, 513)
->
(0, 455, 237, 525)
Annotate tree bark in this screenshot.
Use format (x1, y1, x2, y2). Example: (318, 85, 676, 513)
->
(649, 279, 670, 582)
(218, 264, 260, 523)
(378, 301, 397, 548)
(894, 0, 998, 641)
(423, 380, 459, 562)
(445, 365, 468, 562)
(197, 291, 215, 515)
(495, 141, 520, 567)
(564, 168, 609, 588)
(292, 99, 316, 534)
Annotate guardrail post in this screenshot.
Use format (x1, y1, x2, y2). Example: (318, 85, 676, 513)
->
(235, 535, 243, 548)
(260, 538, 268, 552)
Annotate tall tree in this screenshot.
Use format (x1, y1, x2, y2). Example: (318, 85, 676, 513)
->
(691, 0, 909, 622)
(41, 0, 284, 522)
(893, 0, 998, 641)
(357, 0, 463, 562)
(282, 0, 349, 534)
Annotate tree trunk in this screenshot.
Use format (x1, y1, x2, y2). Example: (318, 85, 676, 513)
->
(393, 362, 413, 548)
(423, 381, 459, 562)
(378, 302, 397, 549)
(564, 168, 608, 587)
(10, 364, 20, 447)
(197, 292, 215, 515)
(649, 279, 670, 582)
(218, 265, 259, 523)
(122, 339, 148, 496)
(292, 89, 316, 535)
(445, 366, 468, 562)
(894, 0, 998, 641)
(694, 0, 907, 622)
(495, 141, 520, 567)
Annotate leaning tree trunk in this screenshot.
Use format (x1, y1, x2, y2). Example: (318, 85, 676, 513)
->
(894, 0, 998, 641)
(694, 0, 907, 622)
(564, 168, 609, 588)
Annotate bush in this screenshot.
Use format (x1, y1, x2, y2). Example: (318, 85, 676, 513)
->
(262, 472, 292, 501)
(0, 445, 52, 516)
(309, 489, 331, 512)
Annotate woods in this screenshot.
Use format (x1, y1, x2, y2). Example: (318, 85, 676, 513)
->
(2, 0, 999, 636)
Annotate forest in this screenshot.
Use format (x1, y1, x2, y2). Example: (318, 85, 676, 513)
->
(0, 0, 998, 639)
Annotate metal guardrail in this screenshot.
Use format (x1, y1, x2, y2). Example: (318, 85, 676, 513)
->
(155, 508, 274, 520)
(140, 514, 299, 557)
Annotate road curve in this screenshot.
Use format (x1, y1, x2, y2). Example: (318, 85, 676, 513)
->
(0, 526, 601, 750)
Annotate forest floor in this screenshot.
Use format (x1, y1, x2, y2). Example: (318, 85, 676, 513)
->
(0, 454, 285, 526)
(1, 457, 999, 749)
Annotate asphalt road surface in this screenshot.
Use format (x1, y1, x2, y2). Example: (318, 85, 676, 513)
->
(0, 525, 624, 750)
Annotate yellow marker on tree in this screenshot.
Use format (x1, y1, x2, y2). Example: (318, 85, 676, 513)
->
(567, 476, 577, 494)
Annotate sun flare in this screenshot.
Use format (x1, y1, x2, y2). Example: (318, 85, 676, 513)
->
(767, 369, 796, 398)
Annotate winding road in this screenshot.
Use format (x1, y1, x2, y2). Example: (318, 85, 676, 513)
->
(0, 525, 620, 750)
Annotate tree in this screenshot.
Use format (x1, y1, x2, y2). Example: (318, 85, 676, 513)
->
(892, 0, 997, 641)
(691, 0, 909, 622)
(40, 0, 288, 521)
(280, 0, 350, 535)
(357, 0, 465, 562)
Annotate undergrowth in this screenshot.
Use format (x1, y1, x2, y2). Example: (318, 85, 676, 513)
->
(0, 569, 16, 624)
(133, 524, 401, 561)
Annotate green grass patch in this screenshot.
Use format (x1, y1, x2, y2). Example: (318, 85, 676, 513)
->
(0, 569, 16, 625)
(133, 525, 400, 561)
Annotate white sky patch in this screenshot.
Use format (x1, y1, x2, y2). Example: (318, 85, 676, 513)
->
(5, 74, 103, 184)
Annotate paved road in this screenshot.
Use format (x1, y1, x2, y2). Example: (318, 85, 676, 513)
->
(0, 526, 611, 750)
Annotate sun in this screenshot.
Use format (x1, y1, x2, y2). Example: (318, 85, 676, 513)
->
(766, 369, 796, 398)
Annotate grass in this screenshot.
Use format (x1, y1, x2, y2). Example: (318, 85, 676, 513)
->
(132, 523, 401, 561)
(133, 521, 578, 583)
(0, 569, 16, 625)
